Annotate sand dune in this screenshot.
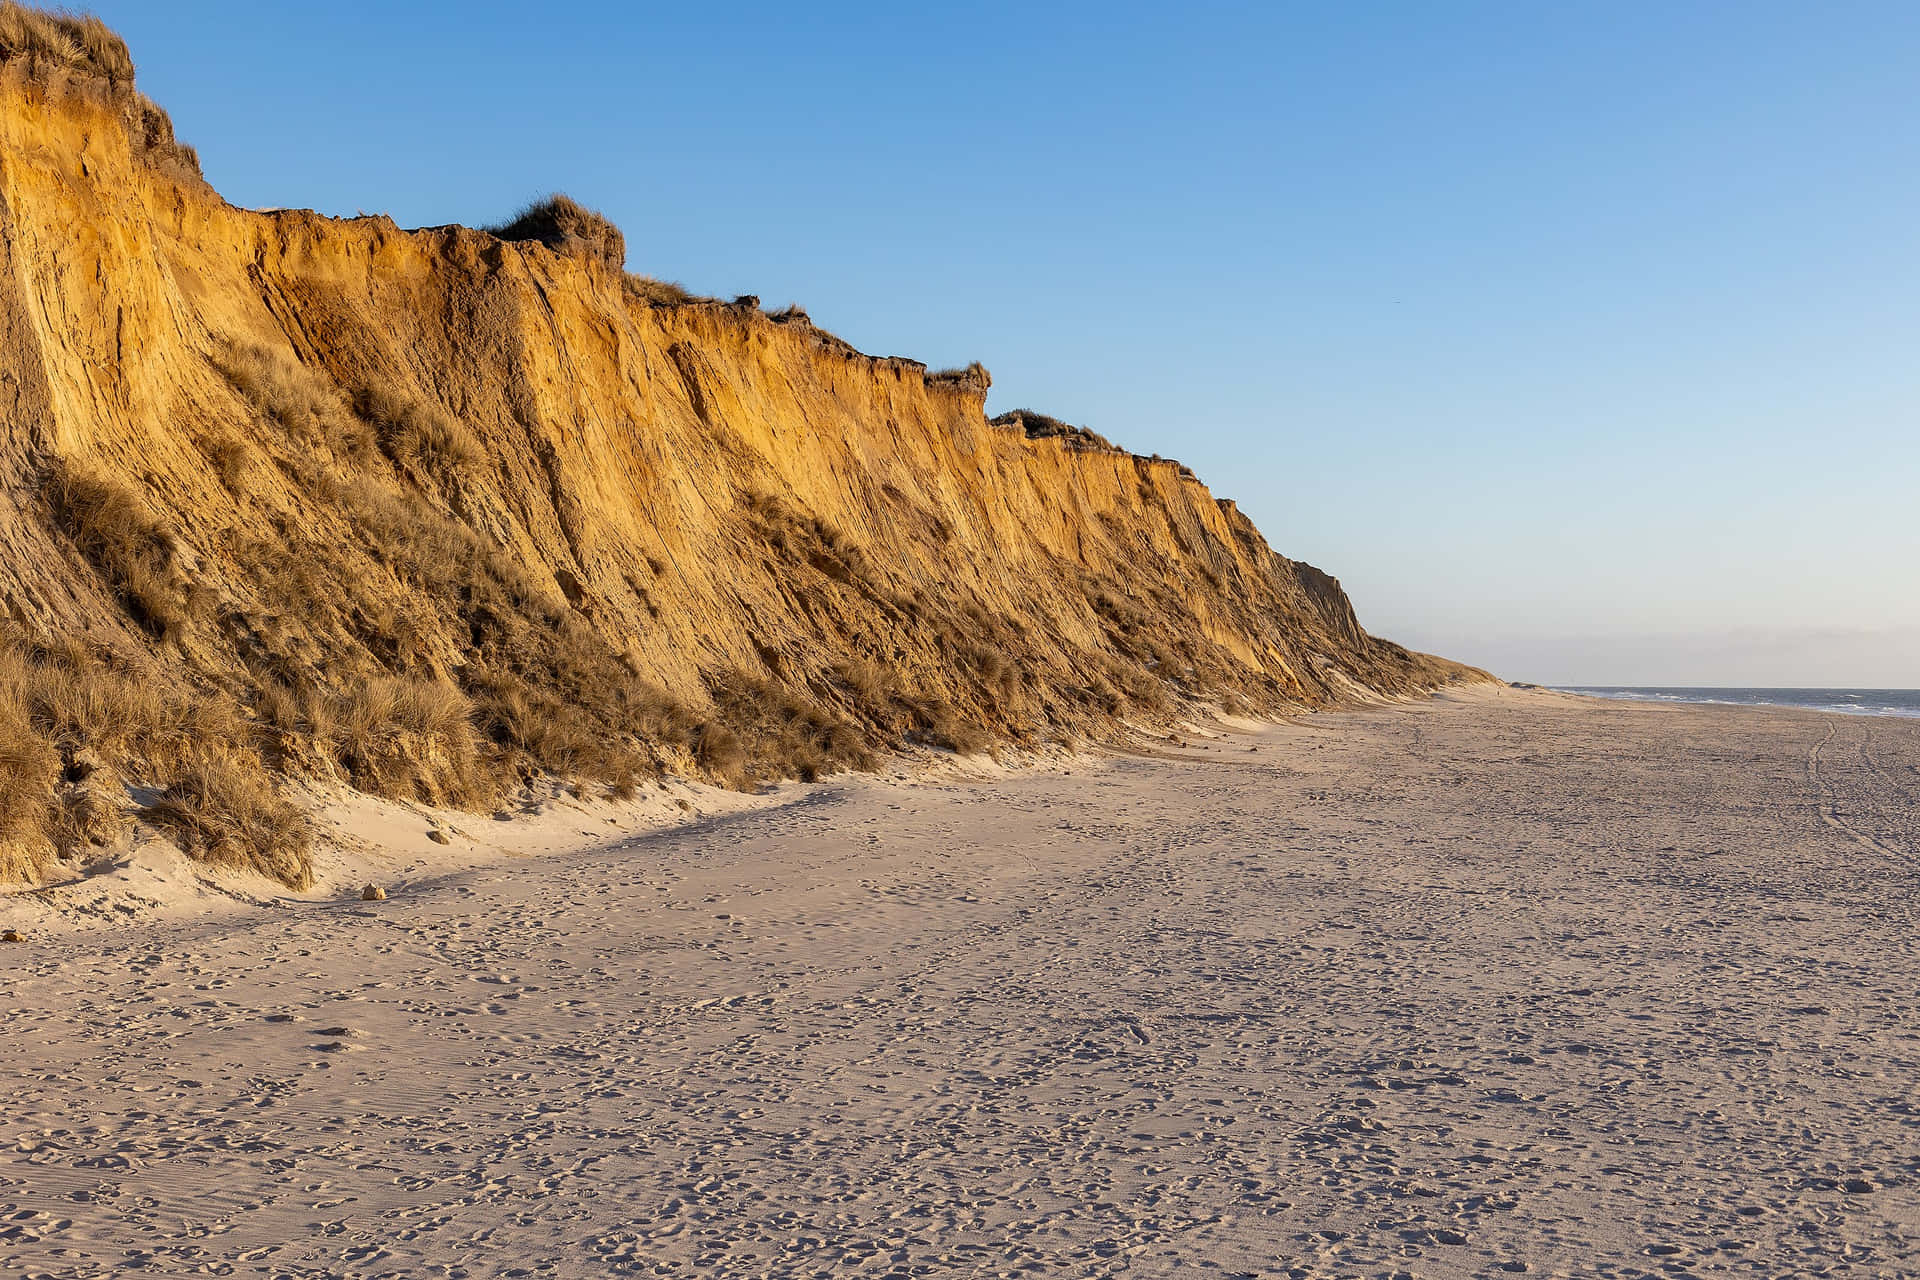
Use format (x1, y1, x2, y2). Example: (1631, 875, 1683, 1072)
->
(3, 685, 1917, 1277)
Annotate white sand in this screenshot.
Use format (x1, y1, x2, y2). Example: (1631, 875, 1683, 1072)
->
(2, 685, 1918, 1277)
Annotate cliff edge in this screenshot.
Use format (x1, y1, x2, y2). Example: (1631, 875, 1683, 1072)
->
(0, 4, 1488, 887)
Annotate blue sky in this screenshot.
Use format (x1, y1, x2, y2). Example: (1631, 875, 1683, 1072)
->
(97, 1, 1920, 685)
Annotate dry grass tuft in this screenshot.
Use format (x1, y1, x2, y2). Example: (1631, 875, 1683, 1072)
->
(0, 702, 57, 881)
(144, 757, 313, 889)
(926, 361, 991, 391)
(624, 274, 699, 307)
(466, 666, 667, 785)
(694, 723, 745, 784)
(991, 409, 1118, 453)
(490, 194, 625, 270)
(738, 489, 869, 582)
(0, 632, 237, 778)
(214, 342, 372, 461)
(45, 460, 192, 640)
(199, 432, 251, 489)
(0, 4, 131, 82)
(830, 657, 892, 704)
(331, 676, 488, 807)
(708, 671, 875, 784)
(927, 712, 992, 756)
(353, 378, 483, 474)
(49, 752, 129, 855)
(0, 628, 310, 885)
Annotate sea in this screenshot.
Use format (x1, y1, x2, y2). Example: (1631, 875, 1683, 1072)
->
(1553, 687, 1920, 719)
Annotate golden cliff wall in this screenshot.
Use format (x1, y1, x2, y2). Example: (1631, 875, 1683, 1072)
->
(0, 31, 1486, 883)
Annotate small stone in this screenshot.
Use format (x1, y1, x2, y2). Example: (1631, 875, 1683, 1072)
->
(1843, 1178, 1874, 1194)
(0, 929, 22, 943)
(427, 829, 451, 845)
(360, 884, 386, 901)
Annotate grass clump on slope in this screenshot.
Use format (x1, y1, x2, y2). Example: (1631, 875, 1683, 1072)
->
(46, 461, 196, 642)
(0, 630, 313, 888)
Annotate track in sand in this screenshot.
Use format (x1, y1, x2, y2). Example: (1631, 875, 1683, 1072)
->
(2, 687, 1917, 1278)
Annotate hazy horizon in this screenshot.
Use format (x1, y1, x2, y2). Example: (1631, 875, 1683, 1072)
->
(1406, 625, 1920, 689)
(92, 1, 1920, 687)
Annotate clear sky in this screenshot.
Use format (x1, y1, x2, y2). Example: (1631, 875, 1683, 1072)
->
(94, 1, 1920, 686)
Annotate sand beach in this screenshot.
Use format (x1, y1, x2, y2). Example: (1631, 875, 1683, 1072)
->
(3, 685, 1917, 1278)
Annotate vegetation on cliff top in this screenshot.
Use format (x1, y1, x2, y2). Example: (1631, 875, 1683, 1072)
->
(992, 410, 1121, 454)
(487, 194, 628, 271)
(0, 1, 202, 183)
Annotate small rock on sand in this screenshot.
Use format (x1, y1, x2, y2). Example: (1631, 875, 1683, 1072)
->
(428, 829, 451, 845)
(0, 929, 22, 943)
(361, 884, 387, 901)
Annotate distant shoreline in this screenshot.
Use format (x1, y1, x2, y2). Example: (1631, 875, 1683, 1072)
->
(1550, 685, 1920, 719)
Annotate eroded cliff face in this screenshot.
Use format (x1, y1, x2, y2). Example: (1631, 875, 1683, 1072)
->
(0, 20, 1485, 885)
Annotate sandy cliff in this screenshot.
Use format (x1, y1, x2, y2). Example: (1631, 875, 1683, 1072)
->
(0, 6, 1485, 886)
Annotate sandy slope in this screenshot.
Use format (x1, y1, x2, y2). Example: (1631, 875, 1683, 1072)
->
(2, 686, 1918, 1278)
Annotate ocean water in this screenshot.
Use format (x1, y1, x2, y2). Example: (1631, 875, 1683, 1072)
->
(1554, 687, 1920, 719)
